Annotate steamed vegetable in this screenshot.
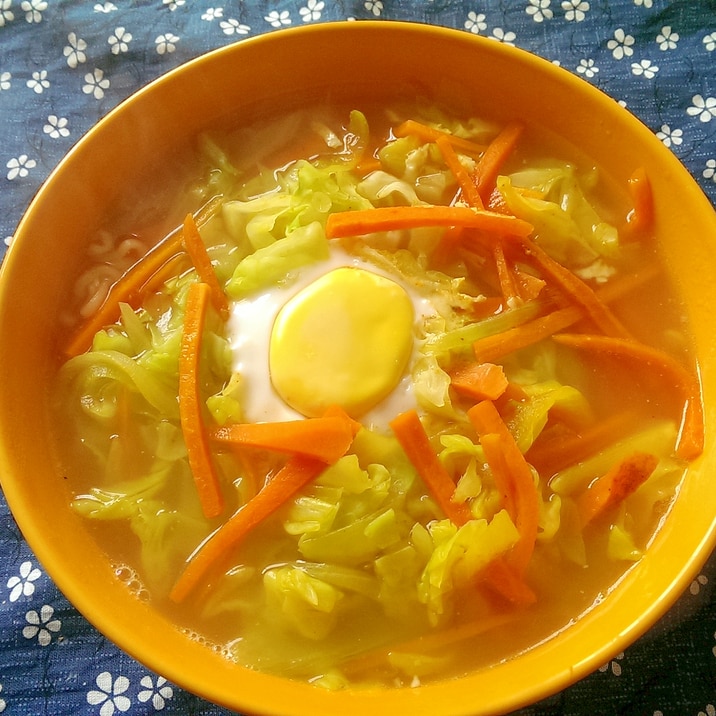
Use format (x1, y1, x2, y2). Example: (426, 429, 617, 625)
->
(56, 104, 700, 688)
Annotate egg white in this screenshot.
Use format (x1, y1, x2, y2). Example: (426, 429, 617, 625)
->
(227, 245, 438, 431)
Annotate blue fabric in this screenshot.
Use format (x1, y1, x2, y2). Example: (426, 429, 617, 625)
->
(0, 2, 715, 714)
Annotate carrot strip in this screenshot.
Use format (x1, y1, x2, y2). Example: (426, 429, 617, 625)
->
(140, 251, 190, 298)
(393, 119, 487, 157)
(325, 205, 533, 240)
(467, 401, 540, 574)
(474, 122, 524, 203)
(473, 303, 582, 363)
(577, 451, 659, 527)
(342, 610, 517, 676)
(170, 456, 327, 603)
(179, 282, 225, 520)
(64, 196, 223, 357)
(450, 361, 509, 401)
(519, 237, 631, 339)
(389, 410, 472, 526)
(472, 265, 659, 363)
(430, 226, 466, 268)
(624, 167, 654, 238)
(551, 333, 704, 460)
(211, 416, 355, 464)
(321, 403, 363, 437)
(182, 213, 230, 321)
(492, 240, 520, 305)
(526, 410, 637, 476)
(64, 234, 184, 357)
(481, 557, 537, 606)
(434, 135, 484, 208)
(512, 264, 546, 302)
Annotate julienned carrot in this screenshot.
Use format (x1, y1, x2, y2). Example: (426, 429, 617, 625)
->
(481, 557, 537, 606)
(179, 282, 225, 520)
(325, 205, 533, 240)
(450, 361, 509, 401)
(140, 251, 190, 299)
(430, 226, 466, 268)
(512, 264, 546, 302)
(577, 451, 659, 527)
(342, 610, 517, 676)
(393, 119, 487, 157)
(170, 456, 328, 603)
(474, 122, 524, 203)
(182, 213, 230, 321)
(625, 167, 654, 237)
(211, 416, 355, 464)
(353, 156, 383, 177)
(552, 333, 704, 460)
(64, 196, 223, 357)
(473, 303, 583, 364)
(471, 265, 659, 363)
(64, 233, 184, 357)
(467, 400, 539, 574)
(321, 403, 364, 437)
(519, 237, 632, 339)
(492, 240, 520, 305)
(526, 410, 637, 476)
(434, 135, 484, 208)
(389, 409, 472, 526)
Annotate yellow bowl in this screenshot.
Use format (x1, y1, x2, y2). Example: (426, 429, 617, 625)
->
(1, 21, 716, 716)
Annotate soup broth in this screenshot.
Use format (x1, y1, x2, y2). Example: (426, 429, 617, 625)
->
(52, 101, 701, 688)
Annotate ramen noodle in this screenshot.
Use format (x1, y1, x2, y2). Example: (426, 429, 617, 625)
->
(52, 103, 703, 688)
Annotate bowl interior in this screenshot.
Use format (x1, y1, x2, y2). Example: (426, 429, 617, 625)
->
(1, 21, 716, 716)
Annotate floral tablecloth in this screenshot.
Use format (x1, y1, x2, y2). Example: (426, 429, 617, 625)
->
(0, 1, 715, 715)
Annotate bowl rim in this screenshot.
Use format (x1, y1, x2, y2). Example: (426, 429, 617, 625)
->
(2, 19, 716, 716)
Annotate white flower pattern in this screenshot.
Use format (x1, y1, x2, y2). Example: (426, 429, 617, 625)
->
(704, 159, 716, 183)
(265, 10, 291, 27)
(656, 25, 678, 50)
(108, 27, 132, 55)
(21, 0, 46, 23)
(526, 0, 553, 22)
(465, 11, 487, 34)
(23, 605, 61, 646)
(43, 114, 70, 138)
(82, 68, 110, 99)
(688, 94, 716, 123)
(490, 27, 516, 45)
(6, 560, 41, 598)
(202, 8, 223, 21)
(0, 0, 14, 26)
(562, 0, 589, 21)
(137, 675, 174, 709)
(219, 18, 250, 36)
(656, 123, 682, 148)
(26, 69, 49, 93)
(87, 672, 131, 715)
(577, 57, 599, 77)
(63, 32, 88, 68)
(631, 59, 659, 78)
(364, 0, 383, 16)
(608, 28, 635, 59)
(155, 32, 179, 54)
(299, 0, 324, 22)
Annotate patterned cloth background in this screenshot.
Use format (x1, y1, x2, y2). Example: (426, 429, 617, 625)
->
(0, 1, 715, 715)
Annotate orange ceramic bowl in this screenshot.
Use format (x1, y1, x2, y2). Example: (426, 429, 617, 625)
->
(1, 21, 716, 716)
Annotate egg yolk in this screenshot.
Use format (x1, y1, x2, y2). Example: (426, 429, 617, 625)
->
(269, 267, 415, 418)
